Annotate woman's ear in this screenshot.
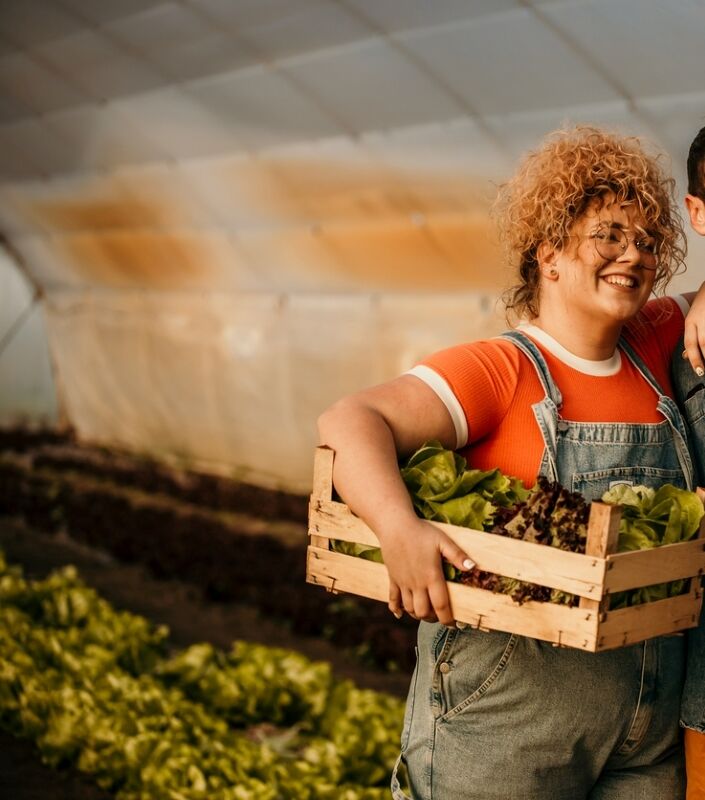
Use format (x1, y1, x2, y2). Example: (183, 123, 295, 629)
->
(536, 242, 559, 279)
(685, 194, 705, 236)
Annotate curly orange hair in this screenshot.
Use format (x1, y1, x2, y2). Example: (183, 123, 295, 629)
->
(493, 126, 687, 321)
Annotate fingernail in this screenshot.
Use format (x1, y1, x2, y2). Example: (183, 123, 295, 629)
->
(682, 349, 689, 359)
(696, 367, 705, 378)
(462, 558, 476, 570)
(393, 610, 403, 619)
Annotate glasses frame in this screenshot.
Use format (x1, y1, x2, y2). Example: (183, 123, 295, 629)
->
(589, 223, 659, 270)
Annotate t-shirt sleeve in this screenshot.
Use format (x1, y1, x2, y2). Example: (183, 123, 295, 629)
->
(406, 339, 521, 449)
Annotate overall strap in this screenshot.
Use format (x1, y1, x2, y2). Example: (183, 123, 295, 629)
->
(499, 330, 561, 482)
(499, 330, 563, 408)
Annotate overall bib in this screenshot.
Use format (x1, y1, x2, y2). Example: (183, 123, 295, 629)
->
(671, 341, 705, 733)
(392, 330, 694, 800)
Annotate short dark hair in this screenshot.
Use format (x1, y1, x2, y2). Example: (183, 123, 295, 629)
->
(687, 126, 705, 199)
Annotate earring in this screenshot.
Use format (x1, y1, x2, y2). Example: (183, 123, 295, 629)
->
(549, 268, 558, 277)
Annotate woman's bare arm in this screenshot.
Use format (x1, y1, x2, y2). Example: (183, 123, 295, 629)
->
(317, 374, 475, 626)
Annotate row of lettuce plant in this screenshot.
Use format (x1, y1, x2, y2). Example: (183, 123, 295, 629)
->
(0, 550, 404, 799)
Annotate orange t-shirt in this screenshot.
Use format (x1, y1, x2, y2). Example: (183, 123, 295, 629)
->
(410, 297, 687, 488)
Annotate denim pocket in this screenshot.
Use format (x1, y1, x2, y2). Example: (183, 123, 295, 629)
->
(572, 465, 685, 497)
(438, 629, 518, 721)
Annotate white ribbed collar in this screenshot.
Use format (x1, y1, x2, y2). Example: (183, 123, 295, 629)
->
(515, 323, 622, 377)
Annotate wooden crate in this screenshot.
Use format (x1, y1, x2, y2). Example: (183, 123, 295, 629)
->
(306, 446, 705, 651)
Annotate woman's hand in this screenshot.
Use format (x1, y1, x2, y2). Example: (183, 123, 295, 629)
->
(682, 282, 705, 378)
(381, 517, 475, 627)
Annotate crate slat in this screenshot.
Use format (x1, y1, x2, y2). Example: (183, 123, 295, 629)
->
(446, 582, 597, 650)
(309, 447, 335, 548)
(604, 538, 705, 592)
(307, 546, 598, 650)
(309, 499, 606, 600)
(597, 589, 702, 650)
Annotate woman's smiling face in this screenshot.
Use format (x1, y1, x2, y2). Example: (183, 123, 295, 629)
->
(547, 193, 658, 324)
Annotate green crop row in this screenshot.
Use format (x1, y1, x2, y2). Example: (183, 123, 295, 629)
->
(0, 550, 404, 799)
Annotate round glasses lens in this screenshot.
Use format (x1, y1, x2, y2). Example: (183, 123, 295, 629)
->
(593, 225, 659, 269)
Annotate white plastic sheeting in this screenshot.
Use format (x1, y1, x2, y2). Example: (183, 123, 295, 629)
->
(1, 0, 705, 490)
(44, 289, 501, 492)
(0, 249, 56, 424)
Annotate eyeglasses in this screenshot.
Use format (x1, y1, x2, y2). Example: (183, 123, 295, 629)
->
(589, 223, 659, 270)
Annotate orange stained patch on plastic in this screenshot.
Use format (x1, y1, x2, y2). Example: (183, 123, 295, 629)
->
(262, 154, 494, 223)
(56, 231, 229, 289)
(28, 194, 171, 232)
(313, 214, 506, 291)
(19, 155, 508, 291)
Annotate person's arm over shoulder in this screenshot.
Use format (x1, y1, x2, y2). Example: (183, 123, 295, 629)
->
(407, 338, 523, 448)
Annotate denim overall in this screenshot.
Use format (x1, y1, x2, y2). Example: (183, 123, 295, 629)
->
(671, 340, 705, 734)
(392, 330, 694, 800)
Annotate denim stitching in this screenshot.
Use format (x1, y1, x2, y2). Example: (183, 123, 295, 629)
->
(439, 634, 519, 721)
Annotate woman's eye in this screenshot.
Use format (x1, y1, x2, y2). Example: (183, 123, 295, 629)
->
(636, 239, 657, 253)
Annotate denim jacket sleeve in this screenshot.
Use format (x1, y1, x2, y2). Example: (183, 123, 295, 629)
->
(671, 336, 705, 732)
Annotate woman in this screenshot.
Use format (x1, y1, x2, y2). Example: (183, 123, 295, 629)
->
(318, 127, 705, 799)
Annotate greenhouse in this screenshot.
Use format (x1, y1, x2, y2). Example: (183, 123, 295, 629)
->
(2, 1, 705, 797)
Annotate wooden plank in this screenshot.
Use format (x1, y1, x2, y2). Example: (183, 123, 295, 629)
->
(309, 501, 606, 600)
(596, 590, 702, 650)
(309, 500, 377, 545)
(311, 446, 334, 502)
(309, 446, 335, 548)
(580, 502, 621, 617)
(306, 545, 388, 601)
(584, 502, 622, 557)
(604, 538, 705, 592)
(306, 547, 598, 650)
(445, 582, 597, 650)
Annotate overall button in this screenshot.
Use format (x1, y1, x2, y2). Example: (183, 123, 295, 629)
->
(439, 661, 451, 674)
(557, 421, 570, 432)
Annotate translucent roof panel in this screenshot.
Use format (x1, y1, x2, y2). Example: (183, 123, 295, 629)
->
(541, 0, 705, 98)
(42, 105, 170, 171)
(344, 0, 520, 34)
(285, 39, 464, 135)
(111, 87, 238, 161)
(188, 67, 342, 149)
(56, 0, 167, 26)
(244, 1, 372, 63)
(193, 0, 322, 31)
(103, 2, 258, 81)
(0, 0, 85, 47)
(0, 118, 78, 178)
(0, 52, 92, 116)
(403, 7, 621, 116)
(31, 30, 167, 102)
